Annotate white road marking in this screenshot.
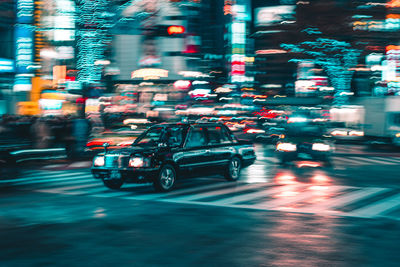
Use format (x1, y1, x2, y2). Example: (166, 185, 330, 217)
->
(93, 191, 133, 198)
(333, 157, 365, 165)
(211, 184, 304, 205)
(301, 187, 390, 212)
(169, 183, 265, 201)
(350, 157, 397, 165)
(38, 183, 99, 192)
(15, 174, 93, 186)
(351, 193, 400, 218)
(0, 172, 91, 184)
(371, 157, 400, 164)
(254, 185, 348, 210)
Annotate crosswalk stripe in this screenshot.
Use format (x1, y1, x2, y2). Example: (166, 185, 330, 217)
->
(34, 178, 96, 189)
(254, 185, 347, 210)
(301, 187, 390, 212)
(169, 183, 266, 202)
(19, 171, 88, 179)
(371, 157, 400, 164)
(38, 183, 99, 192)
(14, 174, 93, 186)
(1, 171, 91, 184)
(71, 186, 109, 195)
(211, 184, 303, 205)
(350, 193, 400, 218)
(125, 182, 229, 201)
(93, 191, 133, 198)
(333, 157, 365, 165)
(350, 157, 396, 165)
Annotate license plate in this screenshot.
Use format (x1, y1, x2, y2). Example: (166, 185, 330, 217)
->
(110, 170, 121, 179)
(298, 153, 312, 159)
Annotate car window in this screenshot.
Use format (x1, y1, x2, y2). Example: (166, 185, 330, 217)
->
(221, 126, 233, 143)
(207, 126, 231, 144)
(135, 127, 163, 146)
(163, 126, 184, 146)
(185, 127, 207, 147)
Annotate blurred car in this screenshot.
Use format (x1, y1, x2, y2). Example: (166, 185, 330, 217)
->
(91, 122, 256, 191)
(276, 123, 333, 166)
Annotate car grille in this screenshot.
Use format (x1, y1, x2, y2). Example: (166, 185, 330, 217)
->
(104, 155, 119, 168)
(104, 154, 130, 168)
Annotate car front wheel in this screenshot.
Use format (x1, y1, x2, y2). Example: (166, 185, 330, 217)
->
(154, 164, 176, 192)
(103, 178, 123, 190)
(225, 157, 241, 181)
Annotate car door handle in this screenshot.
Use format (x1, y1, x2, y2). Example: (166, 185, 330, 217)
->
(205, 149, 211, 153)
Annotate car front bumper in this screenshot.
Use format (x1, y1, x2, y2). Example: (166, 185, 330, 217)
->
(277, 151, 331, 162)
(92, 167, 159, 183)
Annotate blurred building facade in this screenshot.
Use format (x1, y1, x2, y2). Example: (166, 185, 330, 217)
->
(0, 0, 16, 114)
(252, 0, 400, 98)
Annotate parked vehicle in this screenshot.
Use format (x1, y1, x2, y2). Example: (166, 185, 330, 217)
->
(91, 122, 256, 191)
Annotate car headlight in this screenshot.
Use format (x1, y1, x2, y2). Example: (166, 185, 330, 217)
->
(312, 143, 331, 152)
(129, 157, 143, 168)
(277, 143, 297, 152)
(128, 157, 151, 168)
(93, 156, 105, 167)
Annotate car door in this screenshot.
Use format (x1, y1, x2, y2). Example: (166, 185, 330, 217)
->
(177, 126, 210, 177)
(205, 125, 234, 173)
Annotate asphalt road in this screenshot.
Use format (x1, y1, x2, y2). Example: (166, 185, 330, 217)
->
(1, 144, 400, 266)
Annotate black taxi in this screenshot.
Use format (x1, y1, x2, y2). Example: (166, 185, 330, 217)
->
(91, 122, 256, 191)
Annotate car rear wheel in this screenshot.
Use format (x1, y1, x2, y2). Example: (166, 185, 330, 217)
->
(102, 178, 123, 190)
(225, 157, 241, 181)
(154, 164, 176, 192)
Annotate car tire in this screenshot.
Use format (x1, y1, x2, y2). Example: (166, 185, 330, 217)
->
(225, 157, 241, 181)
(153, 164, 176, 192)
(103, 178, 123, 190)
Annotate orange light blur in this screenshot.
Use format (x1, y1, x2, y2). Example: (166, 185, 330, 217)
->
(167, 25, 185, 35)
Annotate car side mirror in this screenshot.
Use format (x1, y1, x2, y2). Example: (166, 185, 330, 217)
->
(103, 142, 110, 153)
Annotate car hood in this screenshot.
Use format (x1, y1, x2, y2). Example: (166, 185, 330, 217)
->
(103, 145, 157, 156)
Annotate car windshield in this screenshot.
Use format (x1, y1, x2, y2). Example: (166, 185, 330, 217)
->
(134, 127, 164, 146)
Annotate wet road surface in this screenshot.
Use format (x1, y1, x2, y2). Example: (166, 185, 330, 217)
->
(1, 144, 400, 266)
